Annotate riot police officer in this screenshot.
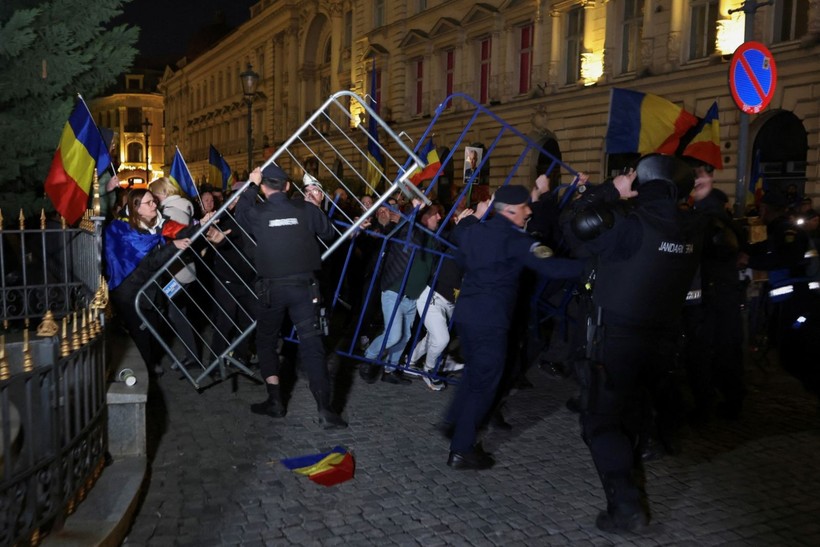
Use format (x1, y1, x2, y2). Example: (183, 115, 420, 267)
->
(235, 165, 347, 429)
(565, 154, 705, 532)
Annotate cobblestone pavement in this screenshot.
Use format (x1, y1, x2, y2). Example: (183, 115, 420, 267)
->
(122, 339, 820, 546)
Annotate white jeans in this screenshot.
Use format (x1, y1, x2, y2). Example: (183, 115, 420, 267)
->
(409, 286, 455, 372)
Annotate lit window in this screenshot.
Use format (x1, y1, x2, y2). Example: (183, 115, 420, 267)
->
(621, 0, 643, 74)
(413, 58, 424, 115)
(479, 37, 492, 104)
(518, 23, 534, 94)
(773, 0, 809, 42)
(689, 0, 718, 59)
(566, 7, 584, 84)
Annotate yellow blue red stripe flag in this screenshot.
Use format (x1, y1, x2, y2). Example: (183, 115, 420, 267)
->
(605, 88, 698, 156)
(44, 96, 111, 224)
(280, 446, 355, 486)
(682, 101, 723, 169)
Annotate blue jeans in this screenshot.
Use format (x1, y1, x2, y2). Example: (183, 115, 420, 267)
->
(365, 290, 417, 371)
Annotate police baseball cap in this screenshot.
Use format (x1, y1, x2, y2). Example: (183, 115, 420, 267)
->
(262, 163, 288, 183)
(494, 185, 530, 205)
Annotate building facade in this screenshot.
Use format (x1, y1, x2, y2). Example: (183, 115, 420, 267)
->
(158, 0, 819, 205)
(88, 70, 165, 188)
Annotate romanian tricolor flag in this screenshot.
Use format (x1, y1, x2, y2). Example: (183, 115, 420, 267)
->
(44, 97, 111, 224)
(408, 139, 442, 186)
(209, 145, 234, 191)
(365, 60, 385, 193)
(682, 101, 723, 169)
(280, 446, 355, 487)
(605, 88, 698, 156)
(169, 148, 198, 199)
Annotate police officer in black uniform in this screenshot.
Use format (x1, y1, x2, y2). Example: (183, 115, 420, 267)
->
(444, 185, 584, 470)
(565, 154, 705, 532)
(235, 165, 347, 429)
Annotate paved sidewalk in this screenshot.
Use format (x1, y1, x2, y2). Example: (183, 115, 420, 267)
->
(122, 344, 820, 546)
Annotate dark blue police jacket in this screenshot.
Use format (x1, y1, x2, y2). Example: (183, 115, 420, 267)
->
(452, 214, 584, 329)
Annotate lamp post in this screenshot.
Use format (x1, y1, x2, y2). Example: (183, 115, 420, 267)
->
(142, 117, 153, 182)
(240, 63, 260, 173)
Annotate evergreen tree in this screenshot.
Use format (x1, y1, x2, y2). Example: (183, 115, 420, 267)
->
(0, 0, 138, 204)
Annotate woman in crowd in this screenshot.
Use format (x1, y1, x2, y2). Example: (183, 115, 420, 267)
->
(105, 189, 192, 375)
(147, 177, 202, 369)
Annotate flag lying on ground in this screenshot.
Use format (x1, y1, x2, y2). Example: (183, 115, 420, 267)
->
(280, 446, 355, 487)
(209, 145, 234, 191)
(681, 101, 723, 169)
(44, 96, 112, 224)
(605, 88, 698, 156)
(169, 148, 198, 199)
(365, 60, 385, 192)
(408, 139, 442, 186)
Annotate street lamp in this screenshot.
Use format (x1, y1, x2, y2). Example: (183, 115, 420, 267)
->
(142, 117, 153, 182)
(240, 63, 260, 173)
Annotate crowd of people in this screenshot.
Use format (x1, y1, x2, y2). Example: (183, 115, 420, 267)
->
(101, 153, 819, 534)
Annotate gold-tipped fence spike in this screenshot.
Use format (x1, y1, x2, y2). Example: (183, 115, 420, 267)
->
(40, 209, 46, 229)
(19, 208, 25, 230)
(22, 329, 33, 372)
(92, 168, 101, 217)
(61, 215, 66, 229)
(0, 335, 9, 381)
(71, 312, 81, 351)
(0, 208, 4, 229)
(36, 310, 59, 337)
(80, 309, 90, 345)
(60, 317, 70, 357)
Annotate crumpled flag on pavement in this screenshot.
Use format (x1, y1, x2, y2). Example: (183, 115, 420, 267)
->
(280, 446, 355, 486)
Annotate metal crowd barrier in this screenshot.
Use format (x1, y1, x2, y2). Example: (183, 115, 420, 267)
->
(135, 91, 581, 390)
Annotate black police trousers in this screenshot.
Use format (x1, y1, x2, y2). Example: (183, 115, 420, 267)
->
(580, 325, 679, 508)
(446, 322, 508, 453)
(255, 277, 329, 402)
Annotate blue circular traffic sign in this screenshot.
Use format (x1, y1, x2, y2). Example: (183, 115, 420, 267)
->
(729, 41, 777, 114)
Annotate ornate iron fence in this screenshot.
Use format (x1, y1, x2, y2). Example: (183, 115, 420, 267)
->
(1, 201, 109, 545)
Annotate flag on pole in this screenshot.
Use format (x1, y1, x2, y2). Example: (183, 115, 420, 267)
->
(365, 60, 385, 192)
(44, 96, 112, 224)
(209, 145, 234, 191)
(168, 147, 198, 199)
(747, 148, 765, 208)
(605, 88, 698, 156)
(682, 101, 723, 169)
(408, 139, 442, 186)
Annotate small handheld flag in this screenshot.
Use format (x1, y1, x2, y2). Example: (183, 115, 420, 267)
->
(280, 446, 355, 487)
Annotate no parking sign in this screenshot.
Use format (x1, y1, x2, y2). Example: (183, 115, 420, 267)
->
(729, 41, 777, 114)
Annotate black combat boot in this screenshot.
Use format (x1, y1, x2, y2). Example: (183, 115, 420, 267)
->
(595, 472, 648, 533)
(313, 391, 348, 429)
(250, 383, 286, 418)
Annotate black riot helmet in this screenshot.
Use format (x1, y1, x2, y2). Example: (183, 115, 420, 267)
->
(634, 153, 695, 202)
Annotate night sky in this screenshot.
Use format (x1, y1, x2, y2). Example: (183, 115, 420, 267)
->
(114, 0, 258, 59)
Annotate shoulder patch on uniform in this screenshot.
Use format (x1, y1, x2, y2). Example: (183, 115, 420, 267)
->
(530, 242, 554, 258)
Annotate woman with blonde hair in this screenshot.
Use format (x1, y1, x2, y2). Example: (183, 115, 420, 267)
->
(147, 177, 200, 370)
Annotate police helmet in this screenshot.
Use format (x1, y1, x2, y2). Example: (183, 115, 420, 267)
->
(635, 154, 695, 201)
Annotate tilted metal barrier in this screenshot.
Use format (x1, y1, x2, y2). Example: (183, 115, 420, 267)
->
(135, 91, 581, 390)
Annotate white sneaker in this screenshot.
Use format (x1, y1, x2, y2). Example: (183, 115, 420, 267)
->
(442, 357, 464, 373)
(423, 376, 446, 391)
